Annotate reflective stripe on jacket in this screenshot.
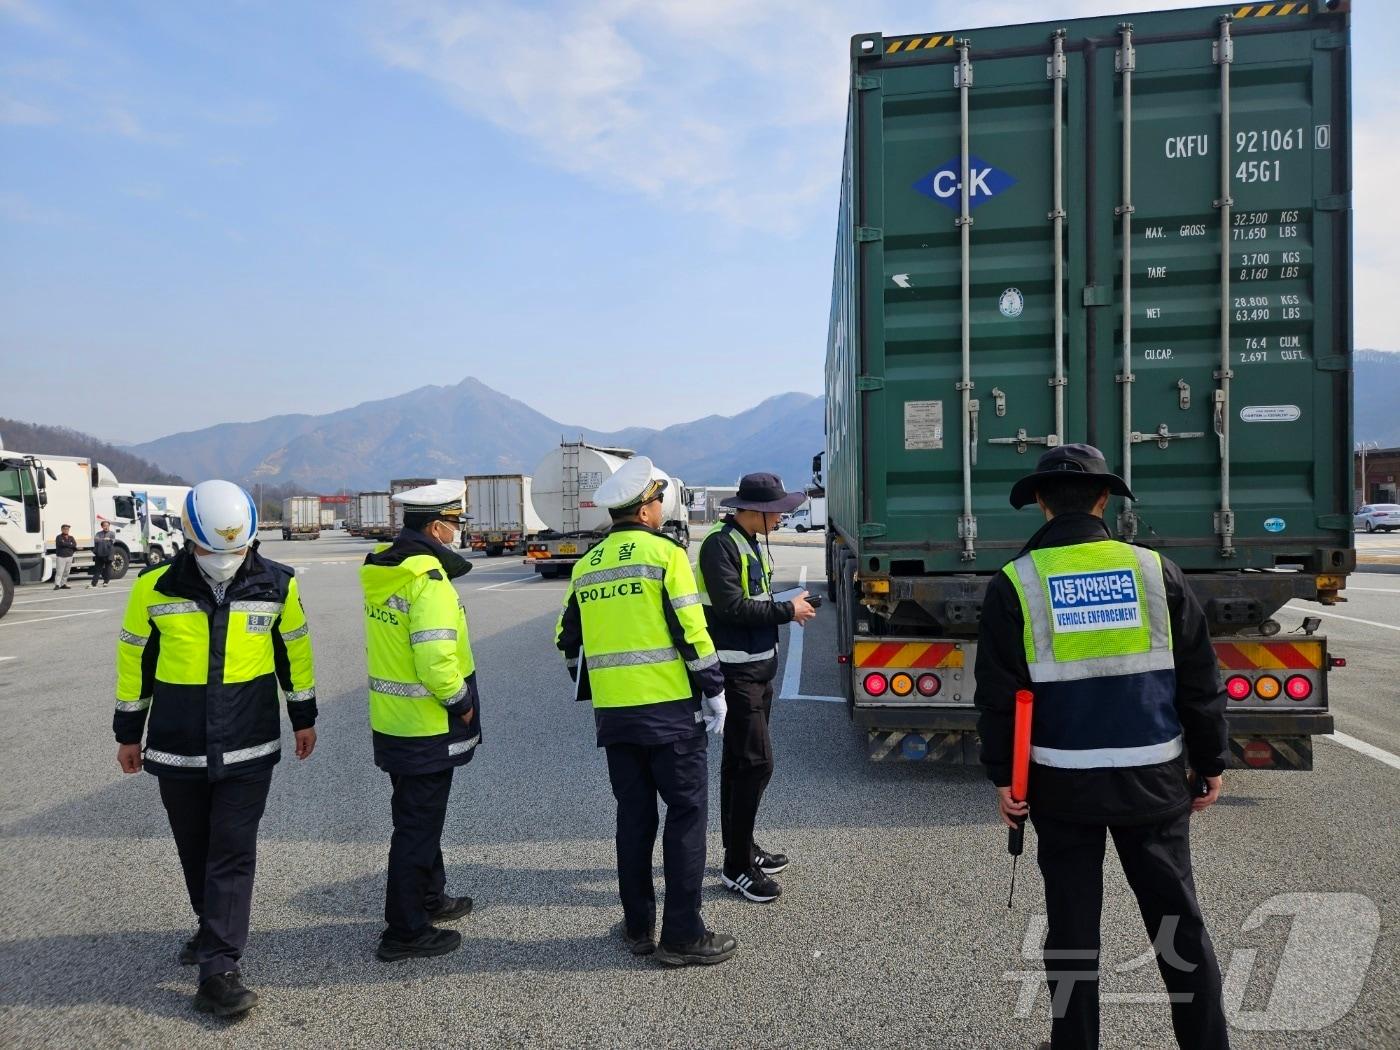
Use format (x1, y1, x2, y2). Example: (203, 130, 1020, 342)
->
(113, 546, 316, 780)
(361, 531, 480, 774)
(695, 517, 794, 680)
(1004, 539, 1182, 770)
(556, 525, 722, 709)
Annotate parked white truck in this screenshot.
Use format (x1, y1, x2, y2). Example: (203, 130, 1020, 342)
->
(464, 474, 546, 556)
(525, 442, 689, 578)
(356, 491, 393, 540)
(0, 451, 54, 617)
(281, 496, 321, 540)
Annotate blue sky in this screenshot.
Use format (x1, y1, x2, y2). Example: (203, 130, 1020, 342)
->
(2, 0, 1395, 443)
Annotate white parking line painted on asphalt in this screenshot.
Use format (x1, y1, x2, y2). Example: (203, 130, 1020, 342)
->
(1326, 732, 1400, 772)
(1344, 587, 1400, 595)
(0, 656, 15, 662)
(475, 576, 540, 592)
(0, 609, 110, 628)
(1284, 605, 1400, 633)
(777, 566, 843, 704)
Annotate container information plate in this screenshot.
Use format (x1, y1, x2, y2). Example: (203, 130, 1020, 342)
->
(904, 400, 944, 450)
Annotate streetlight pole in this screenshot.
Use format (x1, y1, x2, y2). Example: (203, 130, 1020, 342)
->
(1356, 441, 1379, 507)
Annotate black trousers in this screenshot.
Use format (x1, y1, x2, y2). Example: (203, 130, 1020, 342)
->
(90, 555, 111, 584)
(719, 677, 774, 875)
(604, 734, 708, 946)
(385, 768, 454, 939)
(158, 773, 272, 981)
(1033, 811, 1230, 1050)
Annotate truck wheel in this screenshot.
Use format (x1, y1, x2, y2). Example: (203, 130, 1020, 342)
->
(283, 530, 291, 541)
(0, 566, 13, 620)
(488, 546, 504, 557)
(796, 524, 808, 533)
(147, 545, 165, 567)
(110, 546, 130, 579)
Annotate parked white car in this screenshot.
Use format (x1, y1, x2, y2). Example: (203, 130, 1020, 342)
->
(1354, 503, 1400, 533)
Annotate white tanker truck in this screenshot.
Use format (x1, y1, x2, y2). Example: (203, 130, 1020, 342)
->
(525, 442, 690, 578)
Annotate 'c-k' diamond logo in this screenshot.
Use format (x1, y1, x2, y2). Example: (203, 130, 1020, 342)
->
(913, 155, 1017, 210)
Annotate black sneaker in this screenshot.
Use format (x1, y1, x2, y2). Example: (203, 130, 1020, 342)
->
(754, 846, 789, 875)
(178, 930, 200, 966)
(655, 930, 738, 967)
(721, 866, 782, 903)
(613, 922, 655, 956)
(376, 926, 462, 962)
(193, 970, 258, 1017)
(427, 895, 473, 923)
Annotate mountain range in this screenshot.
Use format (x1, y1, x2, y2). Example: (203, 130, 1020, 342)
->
(110, 350, 1400, 495)
(127, 378, 825, 493)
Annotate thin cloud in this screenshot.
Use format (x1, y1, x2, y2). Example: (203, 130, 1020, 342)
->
(0, 95, 53, 124)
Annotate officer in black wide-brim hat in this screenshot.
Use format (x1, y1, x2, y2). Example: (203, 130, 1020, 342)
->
(694, 472, 817, 904)
(975, 443, 1232, 1050)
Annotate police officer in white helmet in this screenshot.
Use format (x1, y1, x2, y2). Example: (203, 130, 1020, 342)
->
(112, 480, 319, 1017)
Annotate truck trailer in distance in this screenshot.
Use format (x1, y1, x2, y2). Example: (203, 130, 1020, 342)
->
(464, 474, 546, 556)
(281, 496, 321, 540)
(356, 491, 393, 540)
(826, 3, 1351, 769)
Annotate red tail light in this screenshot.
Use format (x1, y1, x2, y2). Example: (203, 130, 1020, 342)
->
(1226, 675, 1252, 700)
(863, 672, 888, 696)
(916, 673, 942, 697)
(1285, 675, 1314, 701)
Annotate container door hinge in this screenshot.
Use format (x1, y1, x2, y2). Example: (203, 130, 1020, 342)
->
(858, 522, 887, 538)
(1315, 193, 1350, 212)
(1315, 355, 1349, 372)
(856, 226, 883, 243)
(1082, 285, 1113, 307)
(855, 75, 881, 91)
(1316, 514, 1349, 530)
(856, 375, 885, 391)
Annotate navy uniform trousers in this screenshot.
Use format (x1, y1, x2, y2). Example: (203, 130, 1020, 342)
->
(1033, 810, 1230, 1050)
(604, 733, 708, 946)
(158, 772, 272, 981)
(385, 768, 455, 939)
(718, 677, 775, 875)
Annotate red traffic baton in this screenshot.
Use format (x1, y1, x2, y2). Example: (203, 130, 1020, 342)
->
(1007, 689, 1034, 907)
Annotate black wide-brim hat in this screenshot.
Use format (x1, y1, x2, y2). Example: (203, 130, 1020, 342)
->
(721, 472, 807, 514)
(1009, 443, 1136, 509)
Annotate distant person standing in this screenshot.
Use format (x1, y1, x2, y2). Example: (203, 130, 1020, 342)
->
(90, 520, 114, 587)
(53, 524, 77, 589)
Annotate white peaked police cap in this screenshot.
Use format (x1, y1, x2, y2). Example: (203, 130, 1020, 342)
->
(593, 456, 667, 511)
(390, 481, 465, 519)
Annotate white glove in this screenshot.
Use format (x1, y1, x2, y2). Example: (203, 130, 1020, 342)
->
(701, 692, 727, 737)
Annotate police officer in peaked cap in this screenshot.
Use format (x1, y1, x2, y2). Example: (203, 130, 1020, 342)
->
(361, 481, 481, 962)
(555, 457, 738, 966)
(974, 444, 1231, 1050)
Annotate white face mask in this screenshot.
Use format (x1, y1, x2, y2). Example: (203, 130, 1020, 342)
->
(196, 549, 246, 582)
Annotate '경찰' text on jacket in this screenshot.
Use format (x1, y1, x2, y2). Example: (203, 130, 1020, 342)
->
(113, 544, 317, 781)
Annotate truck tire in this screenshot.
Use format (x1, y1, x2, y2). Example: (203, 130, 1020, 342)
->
(283, 529, 291, 541)
(110, 546, 130, 579)
(796, 524, 808, 533)
(0, 565, 13, 620)
(488, 546, 504, 557)
(146, 545, 165, 567)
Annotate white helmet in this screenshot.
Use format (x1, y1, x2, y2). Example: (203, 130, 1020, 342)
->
(183, 480, 258, 552)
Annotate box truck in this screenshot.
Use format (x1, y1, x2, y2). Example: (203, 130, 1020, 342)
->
(281, 496, 321, 540)
(464, 474, 546, 556)
(357, 491, 393, 540)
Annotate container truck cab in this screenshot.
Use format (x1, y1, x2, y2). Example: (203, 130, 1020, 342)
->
(827, 3, 1351, 770)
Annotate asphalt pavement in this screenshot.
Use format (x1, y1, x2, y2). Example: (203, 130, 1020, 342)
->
(0, 535, 1396, 1049)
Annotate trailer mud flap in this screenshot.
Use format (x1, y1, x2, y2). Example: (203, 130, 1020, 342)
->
(868, 730, 980, 763)
(1227, 735, 1314, 771)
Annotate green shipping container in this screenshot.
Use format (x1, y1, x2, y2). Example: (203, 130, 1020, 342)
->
(827, 1, 1353, 584)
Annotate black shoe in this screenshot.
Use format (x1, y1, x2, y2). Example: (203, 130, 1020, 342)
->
(61, 585, 71, 589)
(377, 926, 462, 962)
(427, 894, 473, 923)
(193, 971, 258, 1017)
(655, 930, 738, 967)
(721, 866, 782, 903)
(613, 922, 656, 956)
(754, 846, 789, 875)
(53, 585, 59, 590)
(178, 931, 200, 966)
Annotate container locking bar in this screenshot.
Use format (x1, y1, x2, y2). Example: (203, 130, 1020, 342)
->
(1115, 24, 1138, 543)
(956, 39, 977, 561)
(1213, 16, 1237, 558)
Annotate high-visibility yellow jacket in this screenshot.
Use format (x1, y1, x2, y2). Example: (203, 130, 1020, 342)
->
(361, 533, 481, 774)
(555, 523, 723, 745)
(113, 546, 316, 780)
